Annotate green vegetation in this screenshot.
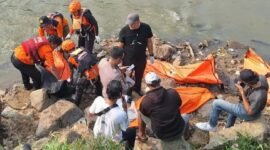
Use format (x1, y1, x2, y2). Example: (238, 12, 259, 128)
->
(42, 137, 123, 150)
(224, 133, 270, 150)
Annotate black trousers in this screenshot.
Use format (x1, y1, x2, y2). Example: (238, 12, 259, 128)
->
(123, 57, 147, 92)
(78, 32, 95, 54)
(73, 75, 102, 105)
(122, 127, 137, 150)
(11, 54, 42, 89)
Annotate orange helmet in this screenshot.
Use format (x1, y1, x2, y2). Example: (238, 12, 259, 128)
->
(61, 39, 75, 52)
(69, 0, 81, 13)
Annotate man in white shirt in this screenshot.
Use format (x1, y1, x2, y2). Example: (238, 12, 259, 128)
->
(89, 80, 136, 149)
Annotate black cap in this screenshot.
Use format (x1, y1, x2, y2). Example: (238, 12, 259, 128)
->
(39, 16, 52, 26)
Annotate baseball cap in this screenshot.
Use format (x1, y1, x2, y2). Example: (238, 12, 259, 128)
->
(39, 16, 52, 26)
(145, 72, 160, 85)
(126, 13, 139, 25)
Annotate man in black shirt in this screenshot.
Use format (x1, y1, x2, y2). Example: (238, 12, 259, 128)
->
(119, 13, 154, 96)
(138, 72, 191, 149)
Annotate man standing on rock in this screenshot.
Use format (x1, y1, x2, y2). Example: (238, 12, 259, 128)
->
(196, 69, 269, 131)
(118, 13, 154, 96)
(138, 72, 191, 149)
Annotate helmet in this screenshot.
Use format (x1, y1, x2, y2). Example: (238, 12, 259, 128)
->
(69, 0, 81, 13)
(39, 16, 51, 26)
(61, 39, 75, 52)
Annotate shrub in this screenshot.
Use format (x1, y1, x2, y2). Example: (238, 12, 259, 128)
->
(42, 137, 123, 150)
(224, 133, 270, 150)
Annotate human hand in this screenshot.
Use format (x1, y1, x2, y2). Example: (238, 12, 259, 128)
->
(120, 66, 129, 74)
(265, 72, 270, 78)
(149, 56, 154, 64)
(235, 82, 244, 95)
(95, 36, 101, 44)
(65, 33, 71, 39)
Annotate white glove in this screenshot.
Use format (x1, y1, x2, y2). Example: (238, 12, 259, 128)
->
(95, 36, 101, 44)
(149, 56, 155, 64)
(65, 33, 71, 39)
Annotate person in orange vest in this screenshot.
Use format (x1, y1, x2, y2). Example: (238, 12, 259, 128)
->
(11, 35, 62, 90)
(38, 12, 69, 39)
(67, 0, 100, 54)
(61, 39, 101, 105)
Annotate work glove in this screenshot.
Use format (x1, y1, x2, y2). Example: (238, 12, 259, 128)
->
(65, 33, 72, 40)
(149, 56, 155, 64)
(95, 36, 101, 44)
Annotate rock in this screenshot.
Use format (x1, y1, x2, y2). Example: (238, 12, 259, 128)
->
(30, 88, 56, 112)
(204, 116, 268, 149)
(154, 44, 175, 60)
(230, 59, 237, 65)
(58, 123, 92, 144)
(198, 40, 208, 50)
(134, 136, 192, 150)
(3, 84, 31, 110)
(32, 138, 50, 150)
(172, 56, 183, 66)
(36, 100, 84, 138)
(160, 78, 177, 89)
(0, 89, 5, 96)
(197, 100, 213, 119)
(226, 41, 248, 50)
(1, 106, 20, 119)
(188, 127, 209, 148)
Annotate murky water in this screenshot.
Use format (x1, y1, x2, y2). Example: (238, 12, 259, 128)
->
(0, 0, 270, 88)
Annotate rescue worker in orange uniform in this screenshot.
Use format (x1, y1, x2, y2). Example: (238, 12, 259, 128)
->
(61, 39, 102, 105)
(11, 35, 62, 90)
(38, 12, 70, 39)
(67, 0, 100, 54)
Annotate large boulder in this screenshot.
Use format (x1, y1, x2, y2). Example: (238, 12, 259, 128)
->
(154, 44, 176, 60)
(1, 106, 20, 119)
(188, 127, 209, 148)
(196, 100, 213, 119)
(204, 116, 268, 149)
(134, 136, 192, 150)
(58, 121, 92, 144)
(0, 89, 5, 97)
(30, 88, 56, 112)
(36, 100, 84, 138)
(3, 84, 31, 110)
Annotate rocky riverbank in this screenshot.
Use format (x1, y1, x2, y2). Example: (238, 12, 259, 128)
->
(1, 37, 270, 150)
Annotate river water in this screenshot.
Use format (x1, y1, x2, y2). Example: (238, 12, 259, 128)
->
(0, 0, 270, 88)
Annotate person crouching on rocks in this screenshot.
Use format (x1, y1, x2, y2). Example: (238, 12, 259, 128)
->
(61, 39, 101, 105)
(11, 35, 62, 90)
(138, 72, 192, 150)
(196, 69, 269, 131)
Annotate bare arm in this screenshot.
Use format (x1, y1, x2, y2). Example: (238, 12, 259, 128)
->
(138, 112, 147, 140)
(147, 37, 154, 55)
(236, 83, 253, 115)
